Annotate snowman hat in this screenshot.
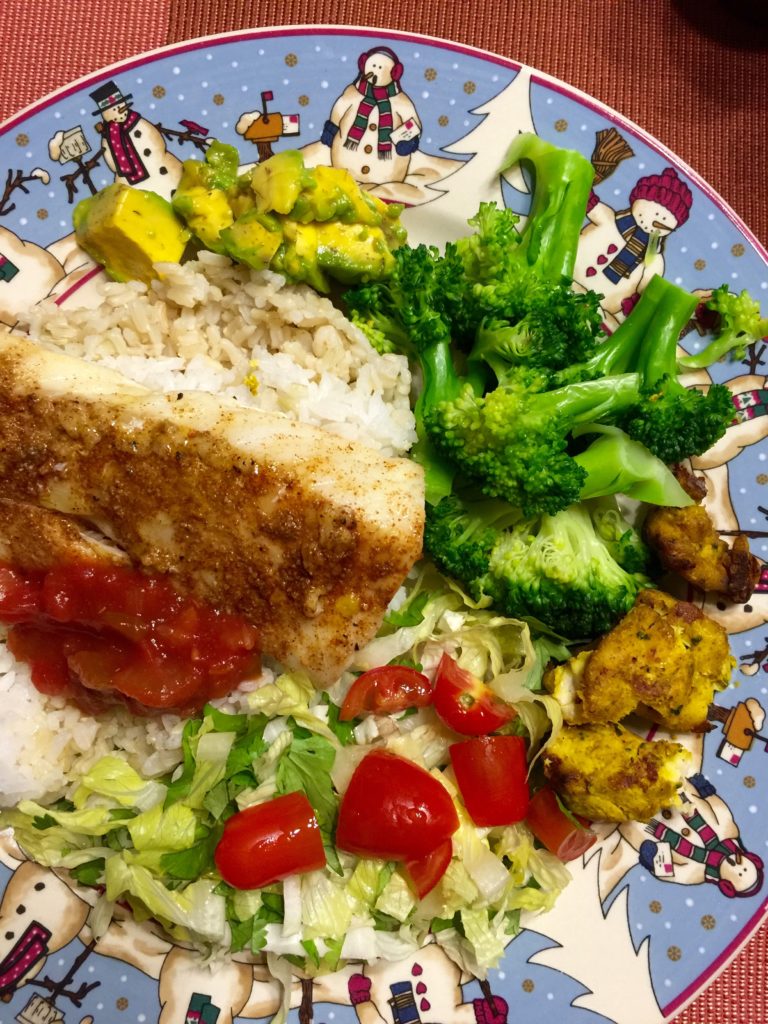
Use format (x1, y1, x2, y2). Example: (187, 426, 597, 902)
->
(90, 80, 133, 116)
(629, 167, 693, 227)
(357, 46, 404, 81)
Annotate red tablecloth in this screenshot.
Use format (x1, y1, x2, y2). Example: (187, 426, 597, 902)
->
(2, 1, 768, 1020)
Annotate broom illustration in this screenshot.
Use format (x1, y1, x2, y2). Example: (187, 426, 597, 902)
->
(590, 127, 635, 185)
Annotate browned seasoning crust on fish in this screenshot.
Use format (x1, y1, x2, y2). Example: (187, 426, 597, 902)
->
(0, 497, 128, 570)
(0, 335, 425, 684)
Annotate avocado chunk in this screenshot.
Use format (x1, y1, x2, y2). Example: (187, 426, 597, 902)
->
(249, 150, 314, 216)
(290, 165, 360, 224)
(272, 222, 330, 293)
(315, 222, 396, 283)
(172, 178, 234, 253)
(171, 144, 406, 291)
(171, 140, 241, 253)
(197, 139, 241, 189)
(73, 183, 191, 284)
(220, 209, 282, 270)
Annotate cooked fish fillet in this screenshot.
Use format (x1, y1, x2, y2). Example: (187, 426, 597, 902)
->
(0, 334, 425, 684)
(0, 497, 128, 570)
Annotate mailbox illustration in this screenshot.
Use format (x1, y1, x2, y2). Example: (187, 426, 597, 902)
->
(241, 91, 300, 160)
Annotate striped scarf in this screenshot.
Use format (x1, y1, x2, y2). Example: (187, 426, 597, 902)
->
(344, 78, 400, 159)
(105, 109, 149, 185)
(603, 210, 662, 284)
(0, 921, 52, 997)
(648, 810, 741, 882)
(733, 387, 768, 423)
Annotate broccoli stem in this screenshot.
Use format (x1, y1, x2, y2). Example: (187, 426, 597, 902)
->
(556, 273, 695, 385)
(589, 273, 668, 375)
(412, 337, 467, 506)
(679, 332, 741, 370)
(634, 279, 699, 383)
(536, 372, 642, 424)
(574, 426, 694, 506)
(501, 133, 595, 284)
(416, 337, 465, 414)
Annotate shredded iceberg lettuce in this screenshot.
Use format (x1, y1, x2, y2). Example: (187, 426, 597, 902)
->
(0, 563, 570, 987)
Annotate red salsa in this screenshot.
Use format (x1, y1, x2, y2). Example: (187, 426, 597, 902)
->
(0, 563, 260, 716)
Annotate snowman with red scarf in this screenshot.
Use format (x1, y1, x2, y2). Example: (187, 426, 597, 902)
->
(637, 773, 764, 899)
(89, 81, 182, 201)
(318, 46, 422, 194)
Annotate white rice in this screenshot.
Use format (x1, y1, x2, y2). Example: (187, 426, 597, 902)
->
(1, 257, 417, 805)
(0, 629, 272, 804)
(18, 253, 417, 457)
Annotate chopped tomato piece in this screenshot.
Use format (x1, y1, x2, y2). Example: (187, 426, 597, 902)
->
(214, 792, 326, 890)
(449, 735, 529, 826)
(339, 665, 433, 721)
(0, 562, 260, 715)
(336, 750, 459, 861)
(7, 622, 81, 697)
(403, 838, 453, 898)
(433, 653, 515, 735)
(526, 786, 597, 862)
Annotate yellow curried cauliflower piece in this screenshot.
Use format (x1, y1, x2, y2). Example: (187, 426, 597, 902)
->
(542, 723, 691, 822)
(644, 502, 760, 605)
(545, 589, 733, 733)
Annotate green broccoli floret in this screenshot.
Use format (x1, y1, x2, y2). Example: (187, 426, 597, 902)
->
(448, 136, 601, 374)
(424, 494, 651, 639)
(678, 284, 768, 369)
(620, 374, 735, 464)
(614, 278, 735, 462)
(468, 283, 603, 381)
(427, 274, 735, 513)
(450, 200, 522, 288)
(345, 243, 467, 504)
(425, 373, 642, 515)
(420, 494, 521, 587)
(488, 503, 650, 637)
(590, 497, 652, 575)
(550, 275, 736, 461)
(554, 275, 734, 462)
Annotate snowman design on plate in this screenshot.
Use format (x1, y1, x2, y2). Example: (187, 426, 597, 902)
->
(292, 45, 462, 206)
(88, 79, 212, 202)
(572, 165, 693, 330)
(638, 773, 765, 895)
